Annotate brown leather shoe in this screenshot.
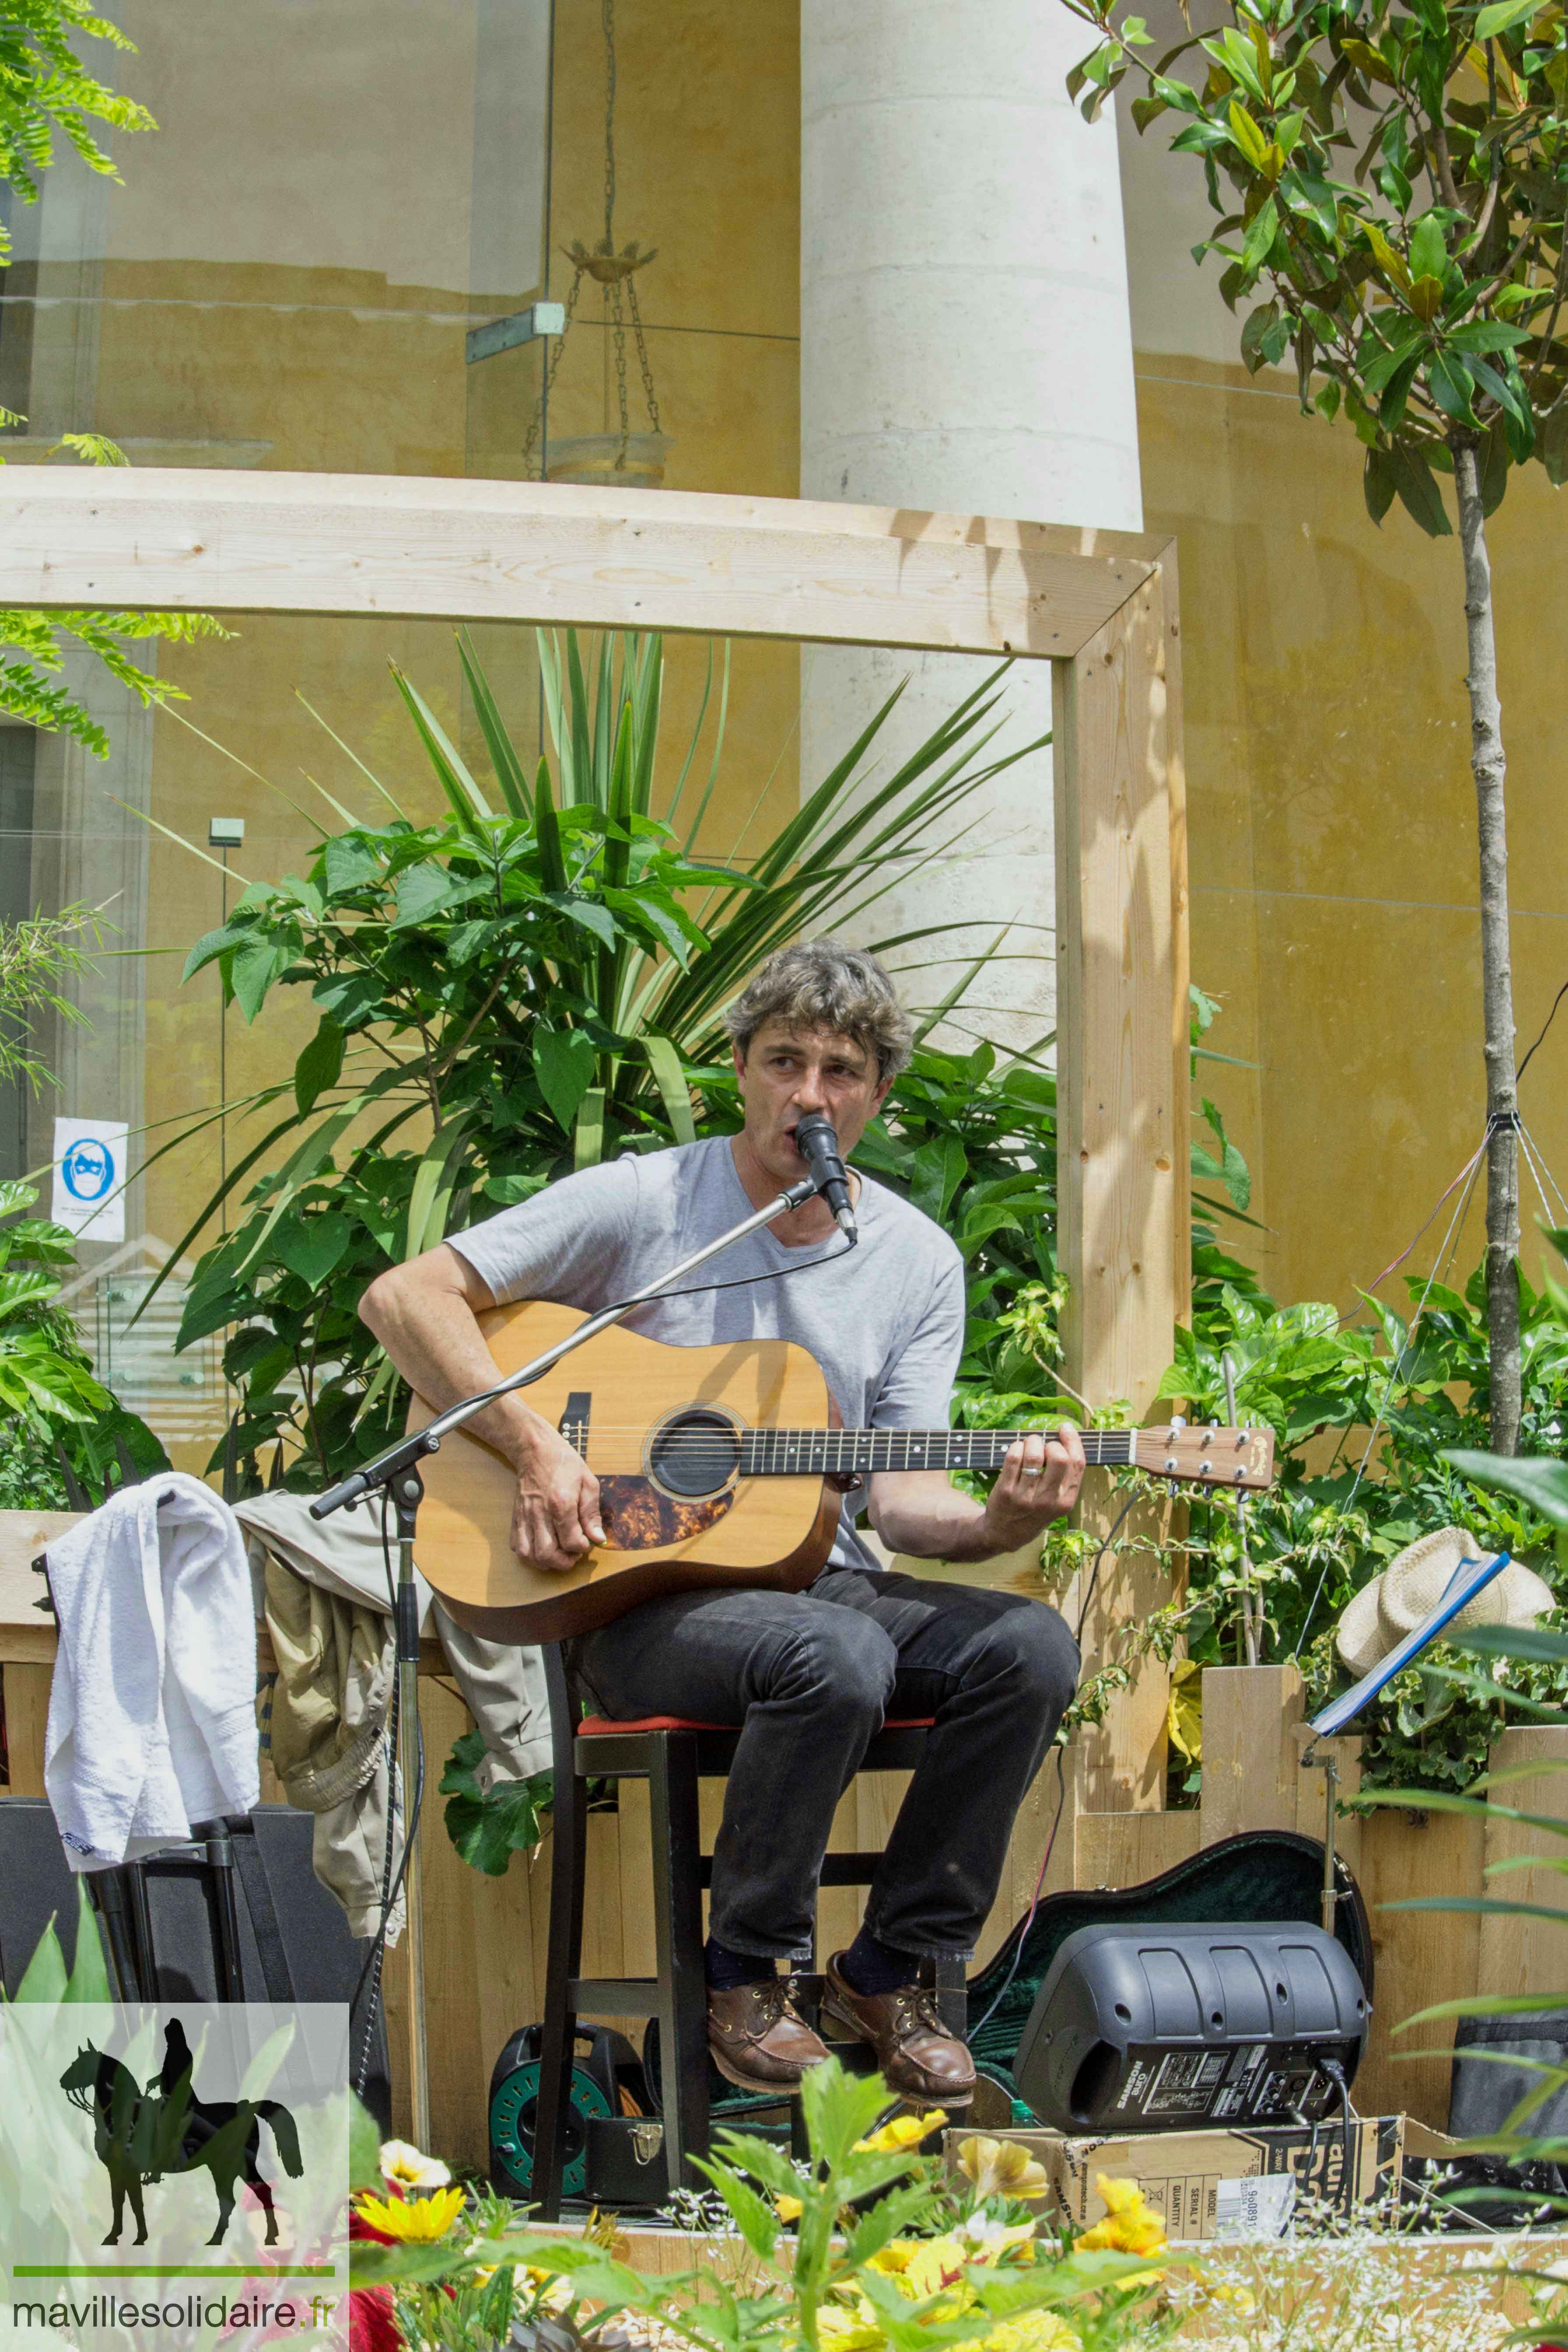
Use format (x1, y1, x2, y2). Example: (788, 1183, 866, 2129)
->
(822, 1954, 976, 2103)
(707, 1979, 831, 2093)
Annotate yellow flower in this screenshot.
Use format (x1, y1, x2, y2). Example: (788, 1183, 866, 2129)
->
(378, 2138, 452, 2190)
(894, 2236, 971, 2301)
(864, 2239, 919, 2276)
(957, 2135, 1051, 2202)
(818, 2307, 886, 2352)
(977, 2315, 1079, 2352)
(775, 2194, 803, 2223)
(354, 2184, 467, 2242)
(1075, 2175, 1166, 2258)
(856, 2109, 947, 2154)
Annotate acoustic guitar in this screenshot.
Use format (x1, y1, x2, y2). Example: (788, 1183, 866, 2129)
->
(409, 1299, 1276, 1642)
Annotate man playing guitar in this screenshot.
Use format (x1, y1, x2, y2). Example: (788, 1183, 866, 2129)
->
(362, 939, 1083, 2103)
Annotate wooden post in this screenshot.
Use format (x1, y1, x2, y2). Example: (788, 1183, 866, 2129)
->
(1200, 1664, 1308, 1843)
(1199, 1664, 1361, 1859)
(1054, 559, 1186, 1812)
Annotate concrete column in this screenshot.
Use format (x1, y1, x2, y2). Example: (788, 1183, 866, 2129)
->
(801, 1, 1143, 1048)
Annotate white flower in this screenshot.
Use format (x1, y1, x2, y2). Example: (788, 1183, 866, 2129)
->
(957, 2212, 1036, 2253)
(379, 2138, 452, 2190)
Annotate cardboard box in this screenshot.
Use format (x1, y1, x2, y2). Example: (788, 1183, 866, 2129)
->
(944, 2117, 1404, 2242)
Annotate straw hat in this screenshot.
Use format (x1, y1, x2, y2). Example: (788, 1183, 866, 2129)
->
(1335, 1525, 1554, 1681)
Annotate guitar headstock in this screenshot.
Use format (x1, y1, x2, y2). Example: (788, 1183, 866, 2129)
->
(1132, 1421, 1276, 1493)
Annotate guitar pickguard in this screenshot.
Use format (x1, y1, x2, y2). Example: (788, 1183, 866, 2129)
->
(597, 1475, 735, 1551)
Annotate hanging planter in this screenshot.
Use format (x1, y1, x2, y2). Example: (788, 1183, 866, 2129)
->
(543, 429, 672, 489)
(525, 0, 671, 485)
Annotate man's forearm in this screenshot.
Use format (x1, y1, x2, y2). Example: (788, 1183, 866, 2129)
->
(359, 1255, 548, 1468)
(872, 1487, 1009, 1563)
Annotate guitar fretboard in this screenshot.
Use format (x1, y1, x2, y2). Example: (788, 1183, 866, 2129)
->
(735, 1429, 1136, 1478)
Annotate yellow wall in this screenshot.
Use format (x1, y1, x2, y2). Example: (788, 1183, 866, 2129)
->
(28, 0, 1568, 1471)
(1131, 333, 1568, 1328)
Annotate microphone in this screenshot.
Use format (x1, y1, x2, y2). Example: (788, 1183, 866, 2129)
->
(793, 1111, 858, 1239)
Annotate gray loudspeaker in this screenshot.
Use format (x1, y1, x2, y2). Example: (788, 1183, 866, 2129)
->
(1013, 1920, 1370, 2132)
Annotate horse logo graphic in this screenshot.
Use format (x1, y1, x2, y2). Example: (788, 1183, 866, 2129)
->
(60, 2019, 302, 2246)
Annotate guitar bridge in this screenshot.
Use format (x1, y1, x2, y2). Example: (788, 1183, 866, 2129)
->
(560, 1391, 591, 1455)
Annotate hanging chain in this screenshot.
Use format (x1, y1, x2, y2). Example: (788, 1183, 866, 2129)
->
(611, 281, 631, 447)
(625, 274, 661, 434)
(523, 268, 583, 469)
(520, 0, 664, 471)
(603, 0, 616, 248)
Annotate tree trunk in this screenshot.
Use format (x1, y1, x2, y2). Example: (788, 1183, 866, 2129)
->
(1452, 438, 1521, 1457)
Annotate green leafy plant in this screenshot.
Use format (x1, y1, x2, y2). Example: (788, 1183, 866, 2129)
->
(1145, 1257, 1568, 1792)
(0, 1177, 166, 1501)
(439, 1729, 553, 1877)
(349, 2058, 1171, 2352)
(0, 9, 230, 748)
(0, 2, 152, 240)
(149, 628, 1044, 1488)
(0, 903, 110, 1097)
(7, 1878, 112, 2004)
(1062, 0, 1568, 1455)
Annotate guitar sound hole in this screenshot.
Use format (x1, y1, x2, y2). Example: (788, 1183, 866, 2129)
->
(648, 1410, 741, 1498)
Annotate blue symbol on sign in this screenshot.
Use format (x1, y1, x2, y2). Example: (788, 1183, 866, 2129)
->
(61, 1138, 115, 1202)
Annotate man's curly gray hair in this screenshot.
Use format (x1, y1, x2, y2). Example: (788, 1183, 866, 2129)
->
(723, 939, 914, 1084)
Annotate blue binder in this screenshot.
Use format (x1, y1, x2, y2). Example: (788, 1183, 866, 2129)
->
(1309, 1549, 1511, 1738)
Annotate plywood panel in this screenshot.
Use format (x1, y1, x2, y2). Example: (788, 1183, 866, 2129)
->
(1076, 1806, 1201, 1889)
(0, 471, 1172, 659)
(416, 1677, 488, 2171)
(3, 1663, 52, 1797)
(1355, 1805, 1485, 2131)
(1478, 1726, 1568, 2007)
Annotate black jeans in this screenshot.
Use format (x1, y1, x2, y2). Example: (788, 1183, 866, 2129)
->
(572, 1568, 1079, 1961)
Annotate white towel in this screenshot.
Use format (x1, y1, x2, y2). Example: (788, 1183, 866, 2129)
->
(44, 1473, 261, 1870)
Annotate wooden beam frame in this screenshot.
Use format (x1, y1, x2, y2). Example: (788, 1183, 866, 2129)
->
(0, 471, 1186, 1807)
(0, 468, 1168, 658)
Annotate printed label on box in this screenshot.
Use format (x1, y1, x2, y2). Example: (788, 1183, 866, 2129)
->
(1215, 2173, 1297, 2239)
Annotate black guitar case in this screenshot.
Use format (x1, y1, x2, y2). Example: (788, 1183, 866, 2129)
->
(966, 1828, 1374, 2111)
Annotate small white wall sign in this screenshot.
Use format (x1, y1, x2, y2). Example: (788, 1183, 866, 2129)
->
(50, 1116, 129, 1241)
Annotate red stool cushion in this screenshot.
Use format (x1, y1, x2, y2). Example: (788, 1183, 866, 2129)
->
(577, 1712, 935, 1737)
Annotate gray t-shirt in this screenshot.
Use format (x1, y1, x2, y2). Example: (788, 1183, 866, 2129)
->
(448, 1134, 966, 1572)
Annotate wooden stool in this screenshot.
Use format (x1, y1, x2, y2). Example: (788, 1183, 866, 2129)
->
(532, 1641, 963, 2215)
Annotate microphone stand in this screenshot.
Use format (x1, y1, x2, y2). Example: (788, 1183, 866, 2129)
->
(309, 1169, 822, 2151)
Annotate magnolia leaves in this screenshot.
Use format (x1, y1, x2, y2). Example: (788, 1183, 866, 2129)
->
(1069, 0, 1568, 532)
(1364, 440, 1454, 534)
